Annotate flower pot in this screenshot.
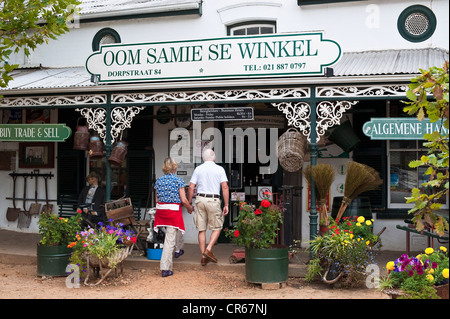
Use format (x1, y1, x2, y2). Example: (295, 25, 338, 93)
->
(37, 245, 72, 277)
(434, 283, 449, 299)
(245, 246, 289, 284)
(319, 225, 329, 236)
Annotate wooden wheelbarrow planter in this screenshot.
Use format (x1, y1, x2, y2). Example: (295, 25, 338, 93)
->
(82, 245, 134, 286)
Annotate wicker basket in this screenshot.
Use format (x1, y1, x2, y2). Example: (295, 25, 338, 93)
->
(277, 128, 306, 172)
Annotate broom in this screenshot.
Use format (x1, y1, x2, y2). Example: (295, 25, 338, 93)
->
(335, 161, 383, 223)
(303, 164, 335, 227)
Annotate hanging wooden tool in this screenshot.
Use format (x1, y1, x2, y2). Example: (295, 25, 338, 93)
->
(29, 171, 41, 215)
(41, 174, 53, 214)
(18, 175, 31, 228)
(6, 174, 20, 222)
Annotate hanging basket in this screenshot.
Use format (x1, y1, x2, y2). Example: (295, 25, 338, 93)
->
(108, 140, 128, 166)
(88, 136, 104, 159)
(277, 128, 306, 172)
(73, 118, 90, 151)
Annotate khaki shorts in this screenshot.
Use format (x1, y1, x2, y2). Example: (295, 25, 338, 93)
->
(193, 196, 224, 231)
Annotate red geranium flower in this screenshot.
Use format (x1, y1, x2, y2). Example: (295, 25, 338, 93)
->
(234, 230, 240, 237)
(254, 209, 263, 215)
(261, 199, 271, 208)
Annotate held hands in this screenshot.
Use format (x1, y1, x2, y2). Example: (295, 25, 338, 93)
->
(222, 205, 229, 216)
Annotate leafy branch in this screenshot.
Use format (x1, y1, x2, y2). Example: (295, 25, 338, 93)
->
(403, 61, 449, 236)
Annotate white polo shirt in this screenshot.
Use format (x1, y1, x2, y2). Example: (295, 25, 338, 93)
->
(190, 161, 228, 195)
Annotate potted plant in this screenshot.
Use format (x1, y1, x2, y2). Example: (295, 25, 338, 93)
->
(379, 246, 449, 299)
(37, 212, 82, 276)
(308, 216, 382, 286)
(68, 220, 137, 286)
(226, 196, 287, 284)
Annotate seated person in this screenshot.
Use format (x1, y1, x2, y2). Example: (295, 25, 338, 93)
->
(78, 172, 106, 225)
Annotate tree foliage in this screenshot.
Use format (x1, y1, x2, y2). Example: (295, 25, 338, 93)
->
(0, 0, 80, 88)
(403, 61, 449, 236)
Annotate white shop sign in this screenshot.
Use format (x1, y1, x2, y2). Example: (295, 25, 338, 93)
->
(86, 32, 341, 83)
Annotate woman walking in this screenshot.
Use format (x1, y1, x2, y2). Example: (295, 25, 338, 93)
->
(154, 157, 193, 277)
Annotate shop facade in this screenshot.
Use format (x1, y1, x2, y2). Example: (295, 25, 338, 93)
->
(1, 0, 448, 250)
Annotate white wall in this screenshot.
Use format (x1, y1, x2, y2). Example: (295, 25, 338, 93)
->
(15, 0, 448, 68)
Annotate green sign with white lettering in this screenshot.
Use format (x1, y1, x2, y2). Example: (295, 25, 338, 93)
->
(0, 124, 72, 142)
(362, 118, 447, 140)
(86, 32, 341, 83)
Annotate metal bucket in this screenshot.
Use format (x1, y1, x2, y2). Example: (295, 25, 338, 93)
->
(108, 141, 128, 166)
(88, 136, 103, 159)
(73, 118, 90, 150)
(245, 246, 289, 284)
(37, 245, 72, 277)
(328, 120, 360, 153)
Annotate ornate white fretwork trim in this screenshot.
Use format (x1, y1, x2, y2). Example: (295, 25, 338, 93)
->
(316, 100, 358, 138)
(316, 85, 408, 98)
(76, 106, 145, 144)
(0, 94, 107, 107)
(273, 102, 311, 139)
(111, 88, 310, 104)
(272, 100, 358, 142)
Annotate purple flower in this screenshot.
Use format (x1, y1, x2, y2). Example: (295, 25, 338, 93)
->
(432, 262, 438, 269)
(408, 270, 414, 277)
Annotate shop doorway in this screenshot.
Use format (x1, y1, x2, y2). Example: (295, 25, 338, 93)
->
(57, 107, 154, 212)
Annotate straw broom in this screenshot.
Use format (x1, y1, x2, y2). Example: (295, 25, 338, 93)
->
(335, 161, 383, 223)
(303, 164, 335, 227)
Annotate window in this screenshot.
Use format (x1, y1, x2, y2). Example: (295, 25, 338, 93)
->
(92, 28, 121, 51)
(397, 5, 436, 43)
(388, 140, 428, 207)
(228, 22, 276, 36)
(387, 103, 448, 209)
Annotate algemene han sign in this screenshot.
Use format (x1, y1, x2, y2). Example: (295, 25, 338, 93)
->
(86, 32, 341, 83)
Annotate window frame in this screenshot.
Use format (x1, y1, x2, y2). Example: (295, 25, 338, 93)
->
(227, 21, 276, 36)
(92, 28, 121, 51)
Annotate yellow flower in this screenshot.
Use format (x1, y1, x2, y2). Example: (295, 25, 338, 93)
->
(426, 274, 434, 283)
(425, 247, 434, 255)
(357, 216, 365, 223)
(366, 240, 370, 246)
(443, 269, 449, 279)
(365, 220, 372, 226)
(356, 223, 361, 227)
(440, 246, 447, 253)
(427, 268, 434, 274)
(349, 234, 354, 239)
(386, 261, 395, 271)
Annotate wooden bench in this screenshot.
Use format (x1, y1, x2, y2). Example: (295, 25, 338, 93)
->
(396, 219, 449, 255)
(57, 194, 79, 218)
(57, 194, 143, 220)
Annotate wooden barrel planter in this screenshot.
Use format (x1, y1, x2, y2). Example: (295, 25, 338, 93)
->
(331, 196, 372, 220)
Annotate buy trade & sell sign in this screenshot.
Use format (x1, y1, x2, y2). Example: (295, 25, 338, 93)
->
(362, 118, 448, 140)
(0, 124, 72, 142)
(86, 32, 341, 83)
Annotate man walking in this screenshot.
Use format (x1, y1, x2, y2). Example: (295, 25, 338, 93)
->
(188, 149, 229, 265)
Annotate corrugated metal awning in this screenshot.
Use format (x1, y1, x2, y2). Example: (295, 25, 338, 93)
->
(334, 48, 449, 76)
(2, 48, 448, 92)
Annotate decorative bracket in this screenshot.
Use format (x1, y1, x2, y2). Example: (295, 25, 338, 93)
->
(76, 106, 145, 144)
(271, 100, 358, 142)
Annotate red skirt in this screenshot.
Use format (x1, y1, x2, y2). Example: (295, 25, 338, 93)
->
(154, 202, 185, 234)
